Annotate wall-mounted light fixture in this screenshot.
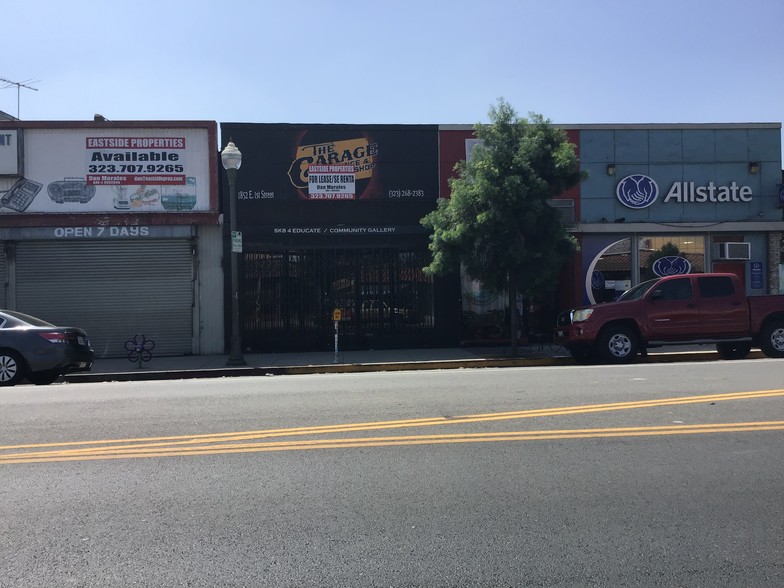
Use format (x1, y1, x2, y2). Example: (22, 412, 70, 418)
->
(606, 164, 616, 176)
(749, 161, 760, 174)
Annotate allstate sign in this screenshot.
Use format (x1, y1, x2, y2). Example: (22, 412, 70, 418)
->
(616, 174, 659, 209)
(651, 256, 692, 277)
(616, 174, 754, 209)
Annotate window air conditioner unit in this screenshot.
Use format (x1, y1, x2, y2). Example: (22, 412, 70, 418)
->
(714, 242, 751, 260)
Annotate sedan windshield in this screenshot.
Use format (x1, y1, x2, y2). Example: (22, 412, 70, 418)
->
(617, 278, 661, 301)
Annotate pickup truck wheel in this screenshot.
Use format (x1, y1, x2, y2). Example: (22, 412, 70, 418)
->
(597, 326, 638, 364)
(715, 342, 752, 360)
(759, 320, 784, 358)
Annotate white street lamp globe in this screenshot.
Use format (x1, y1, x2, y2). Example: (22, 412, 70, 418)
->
(221, 141, 242, 170)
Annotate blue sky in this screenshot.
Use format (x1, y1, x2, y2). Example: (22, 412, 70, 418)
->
(3, 0, 783, 154)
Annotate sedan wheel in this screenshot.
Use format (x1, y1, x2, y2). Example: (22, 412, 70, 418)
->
(0, 350, 25, 386)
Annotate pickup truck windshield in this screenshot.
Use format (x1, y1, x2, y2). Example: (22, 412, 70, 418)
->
(617, 278, 661, 301)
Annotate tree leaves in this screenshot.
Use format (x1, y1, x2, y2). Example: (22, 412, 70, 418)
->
(421, 99, 585, 299)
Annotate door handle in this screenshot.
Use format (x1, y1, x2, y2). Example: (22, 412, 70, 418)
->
(686, 303, 697, 308)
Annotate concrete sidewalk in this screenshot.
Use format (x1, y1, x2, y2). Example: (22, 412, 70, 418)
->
(63, 343, 759, 384)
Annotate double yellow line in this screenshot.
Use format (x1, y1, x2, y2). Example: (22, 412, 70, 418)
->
(2, 390, 782, 464)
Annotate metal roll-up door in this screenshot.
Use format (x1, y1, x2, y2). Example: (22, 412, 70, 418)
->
(16, 240, 193, 358)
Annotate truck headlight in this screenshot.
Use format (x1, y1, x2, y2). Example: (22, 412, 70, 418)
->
(571, 309, 594, 323)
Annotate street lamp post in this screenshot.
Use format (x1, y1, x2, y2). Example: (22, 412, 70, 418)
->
(221, 140, 246, 366)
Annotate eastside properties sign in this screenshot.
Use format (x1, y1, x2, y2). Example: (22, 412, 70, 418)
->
(0, 130, 19, 175)
(616, 174, 753, 210)
(1, 127, 213, 215)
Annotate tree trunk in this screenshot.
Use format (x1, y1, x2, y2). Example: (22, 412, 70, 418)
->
(508, 270, 518, 356)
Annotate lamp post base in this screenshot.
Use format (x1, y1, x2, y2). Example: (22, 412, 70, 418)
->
(226, 336, 246, 366)
(226, 353, 247, 367)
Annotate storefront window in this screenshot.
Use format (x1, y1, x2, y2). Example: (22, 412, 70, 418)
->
(461, 274, 508, 341)
(639, 236, 704, 280)
(780, 264, 784, 295)
(460, 272, 560, 343)
(588, 236, 705, 304)
(590, 238, 632, 303)
(780, 236, 784, 294)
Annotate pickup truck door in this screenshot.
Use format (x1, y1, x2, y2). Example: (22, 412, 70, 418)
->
(644, 277, 700, 339)
(696, 275, 748, 336)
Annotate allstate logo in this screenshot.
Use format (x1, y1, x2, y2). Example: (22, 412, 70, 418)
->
(616, 174, 659, 209)
(652, 256, 692, 277)
(591, 270, 605, 290)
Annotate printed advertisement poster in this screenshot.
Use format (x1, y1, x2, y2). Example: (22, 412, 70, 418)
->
(0, 128, 212, 214)
(218, 123, 440, 237)
(220, 124, 439, 203)
(0, 130, 19, 175)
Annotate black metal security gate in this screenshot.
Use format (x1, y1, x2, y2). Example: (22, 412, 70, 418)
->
(240, 247, 436, 352)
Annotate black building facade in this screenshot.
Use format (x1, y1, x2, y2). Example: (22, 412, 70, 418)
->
(220, 123, 461, 352)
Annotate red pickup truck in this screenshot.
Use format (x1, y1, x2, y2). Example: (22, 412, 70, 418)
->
(554, 273, 784, 364)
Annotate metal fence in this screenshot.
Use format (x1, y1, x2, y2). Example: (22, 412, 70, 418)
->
(241, 247, 435, 351)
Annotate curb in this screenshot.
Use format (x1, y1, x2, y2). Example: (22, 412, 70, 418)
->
(62, 350, 767, 384)
(64, 356, 562, 383)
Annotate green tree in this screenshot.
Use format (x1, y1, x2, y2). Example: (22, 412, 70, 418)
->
(421, 99, 585, 355)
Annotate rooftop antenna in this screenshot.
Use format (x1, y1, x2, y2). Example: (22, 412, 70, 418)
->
(0, 77, 40, 119)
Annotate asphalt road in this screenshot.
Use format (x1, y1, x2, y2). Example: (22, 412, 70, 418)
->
(2, 359, 783, 587)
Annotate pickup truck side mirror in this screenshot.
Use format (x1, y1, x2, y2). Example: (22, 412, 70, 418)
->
(650, 289, 663, 301)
